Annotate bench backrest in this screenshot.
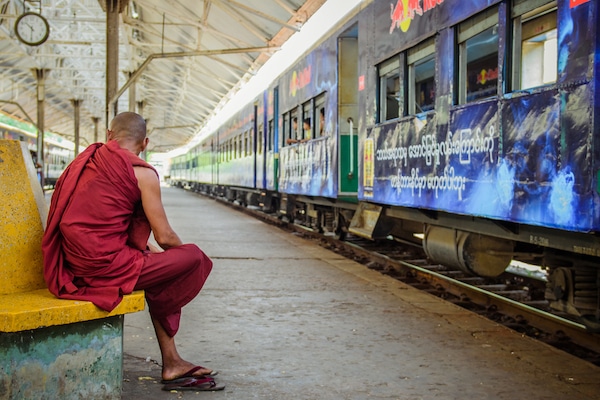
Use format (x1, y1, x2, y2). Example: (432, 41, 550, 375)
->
(0, 140, 48, 295)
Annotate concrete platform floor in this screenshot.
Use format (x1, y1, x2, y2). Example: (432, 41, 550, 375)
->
(122, 187, 600, 399)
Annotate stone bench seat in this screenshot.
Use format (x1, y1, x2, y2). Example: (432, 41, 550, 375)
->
(0, 289, 145, 333)
(0, 140, 146, 399)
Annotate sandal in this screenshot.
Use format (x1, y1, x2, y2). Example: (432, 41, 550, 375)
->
(162, 376, 225, 392)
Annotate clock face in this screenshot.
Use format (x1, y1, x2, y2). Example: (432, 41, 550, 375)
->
(15, 12, 49, 46)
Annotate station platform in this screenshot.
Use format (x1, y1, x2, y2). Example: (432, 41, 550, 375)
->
(121, 186, 600, 399)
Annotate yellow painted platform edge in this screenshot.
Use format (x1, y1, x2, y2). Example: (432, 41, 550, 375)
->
(0, 289, 145, 332)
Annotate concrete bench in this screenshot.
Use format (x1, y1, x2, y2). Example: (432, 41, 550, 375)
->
(0, 140, 145, 399)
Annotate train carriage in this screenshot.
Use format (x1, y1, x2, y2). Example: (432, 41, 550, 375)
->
(274, 18, 360, 229)
(0, 120, 74, 188)
(351, 0, 600, 329)
(169, 0, 600, 331)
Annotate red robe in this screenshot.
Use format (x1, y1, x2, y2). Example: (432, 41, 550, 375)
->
(42, 140, 155, 311)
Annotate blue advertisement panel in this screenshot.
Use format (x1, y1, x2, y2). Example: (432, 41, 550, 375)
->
(362, 101, 499, 213)
(279, 136, 333, 196)
(361, 87, 597, 232)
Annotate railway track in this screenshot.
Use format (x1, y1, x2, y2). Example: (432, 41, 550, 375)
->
(205, 193, 600, 367)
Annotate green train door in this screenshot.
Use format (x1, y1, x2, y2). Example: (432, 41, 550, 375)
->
(338, 26, 359, 197)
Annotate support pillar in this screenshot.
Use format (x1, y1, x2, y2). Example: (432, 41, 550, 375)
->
(128, 72, 136, 112)
(92, 117, 100, 143)
(105, 0, 121, 137)
(34, 69, 49, 189)
(137, 100, 144, 116)
(137, 100, 146, 161)
(72, 99, 82, 156)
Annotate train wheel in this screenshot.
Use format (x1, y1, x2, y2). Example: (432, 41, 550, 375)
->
(332, 212, 347, 241)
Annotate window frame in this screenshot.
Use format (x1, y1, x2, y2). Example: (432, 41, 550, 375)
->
(511, 0, 557, 92)
(377, 55, 402, 122)
(268, 119, 274, 151)
(456, 6, 500, 105)
(407, 37, 436, 115)
(314, 93, 326, 138)
(302, 99, 313, 141)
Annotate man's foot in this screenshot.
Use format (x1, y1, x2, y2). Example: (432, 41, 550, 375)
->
(161, 365, 218, 383)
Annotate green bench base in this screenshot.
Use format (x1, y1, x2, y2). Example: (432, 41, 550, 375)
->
(0, 315, 126, 399)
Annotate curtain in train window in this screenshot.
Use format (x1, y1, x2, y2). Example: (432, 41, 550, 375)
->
(407, 37, 435, 114)
(378, 56, 401, 122)
(457, 7, 499, 104)
(512, 0, 557, 90)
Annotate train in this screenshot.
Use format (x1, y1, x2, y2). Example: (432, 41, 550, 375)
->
(0, 120, 75, 187)
(167, 0, 600, 331)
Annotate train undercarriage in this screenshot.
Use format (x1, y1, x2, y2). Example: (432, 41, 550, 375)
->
(276, 193, 600, 332)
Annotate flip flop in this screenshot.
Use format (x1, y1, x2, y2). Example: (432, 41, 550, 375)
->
(160, 365, 219, 384)
(162, 376, 225, 392)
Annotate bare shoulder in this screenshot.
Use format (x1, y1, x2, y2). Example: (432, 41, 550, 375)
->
(133, 166, 159, 190)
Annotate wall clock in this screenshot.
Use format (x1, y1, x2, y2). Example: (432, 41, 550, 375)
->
(15, 12, 50, 46)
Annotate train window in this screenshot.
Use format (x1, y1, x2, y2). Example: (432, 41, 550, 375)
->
(457, 7, 499, 104)
(378, 56, 401, 121)
(244, 131, 249, 156)
(290, 108, 299, 143)
(258, 124, 263, 155)
(282, 109, 300, 145)
(302, 100, 312, 141)
(314, 93, 326, 137)
(282, 113, 289, 147)
(249, 129, 253, 155)
(239, 134, 243, 157)
(407, 38, 435, 114)
(250, 129, 253, 155)
(268, 119, 273, 151)
(512, 0, 557, 91)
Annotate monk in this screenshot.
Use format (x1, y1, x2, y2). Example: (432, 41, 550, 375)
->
(42, 112, 222, 391)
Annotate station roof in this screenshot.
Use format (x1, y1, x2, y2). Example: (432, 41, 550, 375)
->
(0, 0, 325, 153)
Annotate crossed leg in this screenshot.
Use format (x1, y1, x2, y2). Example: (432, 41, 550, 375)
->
(133, 244, 215, 381)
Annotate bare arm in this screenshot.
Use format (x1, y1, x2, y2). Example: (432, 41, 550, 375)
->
(134, 166, 183, 250)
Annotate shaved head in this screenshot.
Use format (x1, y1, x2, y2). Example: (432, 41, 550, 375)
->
(109, 112, 147, 143)
(108, 112, 148, 154)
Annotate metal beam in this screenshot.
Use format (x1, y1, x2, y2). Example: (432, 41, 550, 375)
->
(108, 46, 279, 109)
